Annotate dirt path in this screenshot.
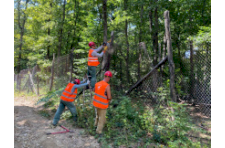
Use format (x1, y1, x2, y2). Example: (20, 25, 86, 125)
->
(14, 96, 100, 148)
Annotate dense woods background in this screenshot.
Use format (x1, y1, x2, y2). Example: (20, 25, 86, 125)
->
(14, 0, 211, 76)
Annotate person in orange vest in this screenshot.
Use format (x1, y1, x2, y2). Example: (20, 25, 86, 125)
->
(87, 41, 108, 90)
(51, 78, 90, 127)
(93, 71, 112, 134)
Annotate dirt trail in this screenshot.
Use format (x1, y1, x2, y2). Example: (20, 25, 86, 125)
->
(14, 96, 100, 148)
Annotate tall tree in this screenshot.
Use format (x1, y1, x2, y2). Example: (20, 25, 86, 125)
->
(57, 0, 66, 57)
(138, 2, 143, 80)
(16, 0, 29, 73)
(124, 0, 130, 83)
(149, 0, 159, 92)
(46, 1, 53, 59)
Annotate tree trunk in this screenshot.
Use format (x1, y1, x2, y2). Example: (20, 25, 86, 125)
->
(190, 40, 195, 103)
(16, 0, 29, 73)
(49, 53, 55, 91)
(176, 32, 182, 73)
(71, 0, 79, 49)
(164, 10, 177, 102)
(149, 1, 159, 92)
(104, 31, 114, 71)
(162, 34, 167, 59)
(46, 2, 52, 59)
(124, 0, 130, 84)
(37, 65, 39, 95)
(70, 48, 74, 82)
(103, 0, 107, 43)
(101, 0, 108, 71)
(153, 5, 158, 66)
(57, 0, 66, 57)
(201, 0, 206, 25)
(138, 3, 143, 80)
(47, 27, 50, 59)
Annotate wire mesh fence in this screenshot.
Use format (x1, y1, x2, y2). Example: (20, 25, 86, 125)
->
(14, 54, 73, 95)
(126, 43, 211, 117)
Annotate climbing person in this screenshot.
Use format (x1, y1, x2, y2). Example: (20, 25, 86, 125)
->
(51, 78, 90, 127)
(93, 71, 112, 135)
(87, 41, 108, 90)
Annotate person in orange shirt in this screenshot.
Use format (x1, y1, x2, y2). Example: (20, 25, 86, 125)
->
(87, 42, 108, 90)
(93, 71, 112, 134)
(51, 78, 90, 127)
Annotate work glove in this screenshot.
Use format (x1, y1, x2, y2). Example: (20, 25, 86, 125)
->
(87, 79, 90, 85)
(103, 46, 108, 53)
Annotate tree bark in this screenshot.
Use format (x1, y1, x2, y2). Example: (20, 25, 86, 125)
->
(164, 10, 177, 102)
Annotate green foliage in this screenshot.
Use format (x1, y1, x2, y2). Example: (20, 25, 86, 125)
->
(36, 88, 64, 105)
(61, 110, 73, 120)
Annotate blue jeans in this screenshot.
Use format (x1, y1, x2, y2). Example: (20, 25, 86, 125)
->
(88, 66, 96, 89)
(52, 99, 77, 125)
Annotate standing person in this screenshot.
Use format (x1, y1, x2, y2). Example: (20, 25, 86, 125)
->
(87, 42, 108, 90)
(51, 78, 90, 127)
(93, 71, 112, 134)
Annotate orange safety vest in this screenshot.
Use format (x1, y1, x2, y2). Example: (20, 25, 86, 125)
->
(88, 49, 100, 66)
(93, 81, 110, 109)
(60, 83, 77, 102)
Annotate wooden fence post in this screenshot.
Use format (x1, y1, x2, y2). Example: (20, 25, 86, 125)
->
(164, 10, 177, 102)
(36, 65, 39, 95)
(49, 53, 55, 91)
(29, 66, 38, 95)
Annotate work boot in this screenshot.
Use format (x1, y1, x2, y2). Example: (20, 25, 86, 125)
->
(73, 115, 78, 122)
(50, 123, 57, 128)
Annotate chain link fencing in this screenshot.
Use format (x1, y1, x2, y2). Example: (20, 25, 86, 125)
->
(14, 54, 73, 95)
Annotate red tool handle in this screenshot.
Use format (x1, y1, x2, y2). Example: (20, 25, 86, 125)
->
(60, 125, 70, 131)
(46, 130, 69, 135)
